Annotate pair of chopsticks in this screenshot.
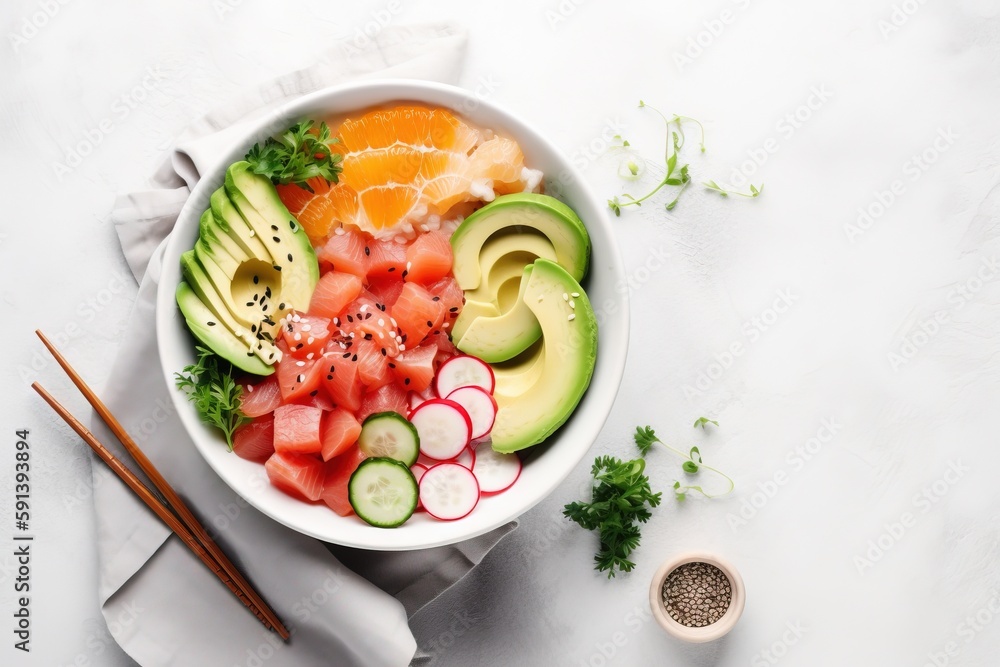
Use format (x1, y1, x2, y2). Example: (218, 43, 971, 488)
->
(31, 330, 289, 641)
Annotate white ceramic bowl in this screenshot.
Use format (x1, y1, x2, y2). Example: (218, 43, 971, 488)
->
(156, 80, 629, 550)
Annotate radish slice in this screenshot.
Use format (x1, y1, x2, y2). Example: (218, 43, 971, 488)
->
(446, 386, 497, 440)
(407, 388, 436, 415)
(410, 399, 472, 460)
(410, 463, 428, 482)
(455, 445, 476, 470)
(473, 443, 522, 494)
(419, 463, 480, 520)
(435, 355, 495, 397)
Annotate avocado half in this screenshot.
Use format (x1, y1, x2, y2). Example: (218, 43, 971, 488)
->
(489, 259, 598, 453)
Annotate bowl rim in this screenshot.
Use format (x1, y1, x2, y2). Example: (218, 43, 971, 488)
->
(155, 78, 630, 550)
(648, 551, 746, 642)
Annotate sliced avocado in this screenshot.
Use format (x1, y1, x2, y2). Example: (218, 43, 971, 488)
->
(210, 187, 271, 260)
(455, 264, 542, 363)
(493, 340, 546, 400)
(464, 235, 557, 305)
(451, 298, 501, 341)
(450, 193, 590, 291)
(180, 251, 280, 364)
(176, 282, 273, 376)
(198, 209, 246, 269)
(224, 161, 318, 315)
(490, 259, 598, 453)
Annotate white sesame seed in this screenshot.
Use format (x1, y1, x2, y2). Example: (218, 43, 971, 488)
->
(360, 304, 369, 313)
(562, 293, 569, 301)
(302, 324, 312, 332)
(296, 374, 305, 382)
(390, 317, 398, 327)
(405, 262, 412, 270)
(568, 314, 576, 321)
(399, 344, 406, 351)
(378, 318, 385, 327)
(247, 385, 254, 393)
(348, 332, 355, 338)
(307, 337, 315, 345)
(306, 353, 314, 360)
(296, 361, 305, 367)
(396, 336, 403, 343)
(335, 227, 345, 236)
(443, 322, 450, 329)
(571, 292, 580, 298)
(249, 230, 255, 237)
(569, 300, 576, 309)
(293, 332, 302, 341)
(378, 331, 385, 339)
(537, 295, 544, 302)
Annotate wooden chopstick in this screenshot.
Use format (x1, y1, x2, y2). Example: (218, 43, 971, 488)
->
(32, 382, 279, 635)
(33, 330, 289, 641)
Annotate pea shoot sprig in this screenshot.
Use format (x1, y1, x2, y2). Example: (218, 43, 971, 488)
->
(174, 346, 250, 451)
(608, 101, 762, 215)
(635, 421, 734, 501)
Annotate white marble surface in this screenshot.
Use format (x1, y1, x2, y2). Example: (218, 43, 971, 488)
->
(4, 0, 1000, 665)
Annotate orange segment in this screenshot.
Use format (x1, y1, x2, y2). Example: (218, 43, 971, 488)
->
(276, 105, 534, 243)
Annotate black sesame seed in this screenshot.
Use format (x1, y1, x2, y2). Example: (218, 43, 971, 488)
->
(297, 374, 305, 383)
(449, 307, 458, 312)
(347, 315, 354, 323)
(327, 374, 333, 380)
(262, 305, 268, 312)
(274, 265, 282, 272)
(329, 366, 335, 373)
(253, 293, 259, 301)
(364, 246, 370, 256)
(365, 312, 372, 320)
(380, 348, 386, 356)
(351, 354, 358, 361)
(343, 353, 351, 358)
(426, 320, 433, 327)
(296, 343, 303, 349)
(401, 270, 408, 279)
(404, 378, 410, 385)
(269, 352, 275, 360)
(253, 275, 259, 284)
(287, 253, 293, 262)
(273, 236, 281, 243)
(364, 333, 373, 340)
(271, 224, 278, 231)
(265, 287, 272, 297)
(207, 321, 216, 326)
(432, 296, 440, 301)
(279, 303, 285, 310)
(247, 351, 255, 357)
(388, 267, 395, 272)
(310, 390, 318, 397)
(289, 220, 298, 231)
(246, 301, 254, 307)
(388, 362, 396, 369)
(251, 324, 257, 333)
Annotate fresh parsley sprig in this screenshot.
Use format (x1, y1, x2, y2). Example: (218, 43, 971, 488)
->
(635, 424, 734, 501)
(563, 455, 662, 578)
(174, 346, 250, 451)
(245, 120, 342, 192)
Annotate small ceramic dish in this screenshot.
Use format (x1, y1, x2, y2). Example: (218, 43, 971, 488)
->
(648, 551, 746, 643)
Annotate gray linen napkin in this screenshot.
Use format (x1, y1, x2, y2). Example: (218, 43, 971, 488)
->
(90, 23, 515, 667)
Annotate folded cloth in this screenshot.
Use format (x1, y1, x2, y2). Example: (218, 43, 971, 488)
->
(91, 23, 515, 667)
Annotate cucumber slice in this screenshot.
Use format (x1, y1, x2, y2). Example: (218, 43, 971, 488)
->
(358, 411, 420, 466)
(348, 457, 419, 528)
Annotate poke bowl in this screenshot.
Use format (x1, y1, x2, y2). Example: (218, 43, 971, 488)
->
(156, 80, 629, 550)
